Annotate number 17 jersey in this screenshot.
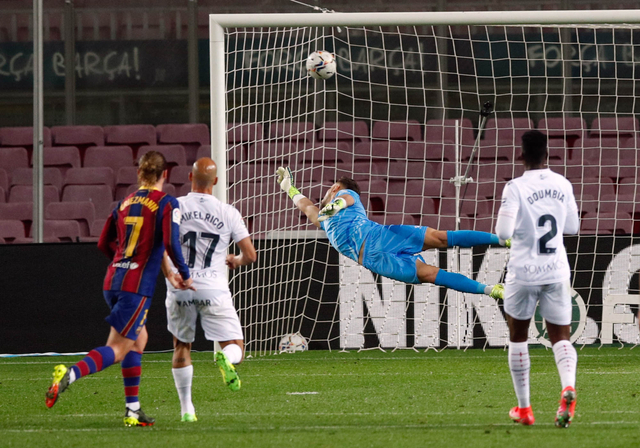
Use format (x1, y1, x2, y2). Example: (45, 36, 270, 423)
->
(499, 168, 579, 285)
(170, 192, 250, 291)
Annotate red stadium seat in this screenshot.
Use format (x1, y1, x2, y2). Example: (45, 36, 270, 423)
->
(64, 167, 115, 190)
(538, 116, 587, 143)
(90, 219, 107, 238)
(576, 194, 597, 216)
(10, 167, 63, 192)
(590, 116, 639, 141)
(598, 194, 640, 215)
(9, 185, 59, 205)
(227, 123, 264, 144)
(296, 142, 352, 165)
(103, 125, 156, 153)
(62, 185, 114, 219)
(581, 211, 633, 235)
(178, 184, 191, 197)
(115, 166, 138, 200)
(51, 125, 105, 156)
(39, 220, 81, 242)
(319, 121, 369, 144)
(0, 147, 29, 176)
(483, 117, 534, 144)
(425, 118, 475, 146)
(386, 196, 436, 216)
(473, 140, 517, 162)
(137, 145, 187, 169)
(268, 122, 315, 146)
(42, 146, 81, 176)
(156, 123, 210, 165)
(388, 160, 436, 181)
(618, 178, 639, 198)
(0, 168, 7, 194)
(248, 141, 297, 165)
(45, 201, 96, 237)
(84, 146, 134, 175)
(575, 177, 615, 200)
(547, 139, 569, 165)
(0, 220, 26, 243)
(369, 213, 418, 226)
(0, 126, 52, 148)
(169, 165, 192, 188)
(371, 120, 422, 142)
(353, 141, 407, 161)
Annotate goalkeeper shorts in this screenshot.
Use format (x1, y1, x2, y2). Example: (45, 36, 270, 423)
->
(166, 289, 244, 343)
(362, 224, 428, 284)
(503, 280, 572, 326)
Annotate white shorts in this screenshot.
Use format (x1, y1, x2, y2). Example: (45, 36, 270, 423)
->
(503, 281, 572, 326)
(165, 289, 244, 343)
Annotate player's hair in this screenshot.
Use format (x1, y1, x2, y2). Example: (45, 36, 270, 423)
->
(521, 130, 548, 166)
(138, 151, 167, 186)
(337, 177, 361, 195)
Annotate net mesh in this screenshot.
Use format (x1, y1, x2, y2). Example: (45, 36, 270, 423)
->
(219, 20, 640, 354)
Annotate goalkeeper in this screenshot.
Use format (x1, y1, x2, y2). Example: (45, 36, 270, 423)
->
(276, 167, 506, 299)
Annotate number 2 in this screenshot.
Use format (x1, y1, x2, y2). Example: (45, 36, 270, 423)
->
(537, 214, 557, 255)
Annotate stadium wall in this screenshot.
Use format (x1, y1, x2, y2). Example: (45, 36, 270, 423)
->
(0, 236, 638, 354)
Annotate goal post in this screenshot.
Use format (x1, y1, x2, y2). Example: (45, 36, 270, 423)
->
(210, 10, 640, 355)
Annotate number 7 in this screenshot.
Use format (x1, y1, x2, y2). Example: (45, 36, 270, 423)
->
(124, 216, 144, 257)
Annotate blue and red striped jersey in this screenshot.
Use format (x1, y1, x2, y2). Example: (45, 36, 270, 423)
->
(98, 187, 190, 297)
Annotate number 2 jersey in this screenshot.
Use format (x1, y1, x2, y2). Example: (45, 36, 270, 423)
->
(98, 187, 191, 297)
(166, 192, 250, 291)
(497, 168, 580, 285)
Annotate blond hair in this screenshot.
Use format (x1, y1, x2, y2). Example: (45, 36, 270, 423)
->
(138, 151, 167, 186)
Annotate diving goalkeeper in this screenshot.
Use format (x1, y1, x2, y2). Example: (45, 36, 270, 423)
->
(276, 167, 506, 299)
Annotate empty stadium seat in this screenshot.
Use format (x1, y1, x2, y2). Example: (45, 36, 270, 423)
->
(84, 146, 134, 175)
(169, 165, 192, 188)
(227, 123, 264, 144)
(62, 185, 114, 219)
(115, 166, 138, 200)
(575, 178, 615, 199)
(581, 211, 633, 235)
(90, 219, 107, 239)
(385, 196, 437, 216)
(547, 139, 569, 165)
(538, 117, 587, 143)
(296, 142, 352, 165)
(197, 144, 244, 165)
(0, 168, 7, 194)
(42, 146, 81, 175)
(424, 118, 475, 146)
(369, 213, 418, 226)
(137, 145, 187, 168)
(598, 194, 640, 215)
(38, 220, 81, 242)
(618, 178, 639, 198)
(11, 167, 63, 192)
(64, 167, 115, 190)
(103, 124, 156, 152)
(371, 120, 422, 142)
(319, 121, 369, 144)
(0, 202, 33, 223)
(590, 116, 639, 141)
(156, 123, 210, 165)
(51, 126, 105, 159)
(473, 140, 517, 162)
(45, 201, 96, 237)
(9, 185, 59, 205)
(248, 141, 297, 165)
(269, 122, 315, 146)
(0, 126, 52, 148)
(0, 147, 29, 176)
(0, 220, 26, 243)
(483, 117, 534, 144)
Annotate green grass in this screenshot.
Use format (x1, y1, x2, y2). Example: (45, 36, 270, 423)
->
(1, 347, 639, 447)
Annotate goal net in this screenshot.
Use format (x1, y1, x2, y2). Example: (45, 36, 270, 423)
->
(210, 11, 640, 355)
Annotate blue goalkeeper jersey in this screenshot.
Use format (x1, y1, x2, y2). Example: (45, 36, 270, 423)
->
(320, 189, 375, 262)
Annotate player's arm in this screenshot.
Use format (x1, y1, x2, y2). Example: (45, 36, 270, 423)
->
(318, 191, 354, 222)
(276, 166, 322, 228)
(97, 209, 117, 258)
(226, 237, 257, 270)
(162, 198, 192, 284)
(495, 182, 519, 241)
(564, 186, 580, 235)
(162, 251, 195, 290)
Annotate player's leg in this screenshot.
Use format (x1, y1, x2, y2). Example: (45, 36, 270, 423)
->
(219, 339, 245, 364)
(540, 282, 577, 428)
(121, 326, 155, 427)
(422, 227, 506, 250)
(416, 262, 503, 299)
(504, 283, 537, 426)
(172, 338, 197, 422)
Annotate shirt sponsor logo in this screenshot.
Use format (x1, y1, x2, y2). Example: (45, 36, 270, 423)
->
(112, 261, 139, 269)
(176, 299, 212, 307)
(192, 270, 217, 279)
(522, 260, 564, 274)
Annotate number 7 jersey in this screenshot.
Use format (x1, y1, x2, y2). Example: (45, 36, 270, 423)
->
(169, 192, 250, 291)
(498, 168, 579, 285)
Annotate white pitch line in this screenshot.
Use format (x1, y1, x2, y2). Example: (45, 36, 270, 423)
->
(286, 391, 319, 395)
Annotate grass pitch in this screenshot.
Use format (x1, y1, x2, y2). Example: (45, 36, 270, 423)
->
(1, 347, 639, 448)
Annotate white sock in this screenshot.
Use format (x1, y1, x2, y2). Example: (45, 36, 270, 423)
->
(68, 369, 77, 384)
(552, 340, 577, 390)
(172, 365, 195, 415)
(127, 401, 140, 411)
(508, 341, 531, 409)
(222, 344, 243, 365)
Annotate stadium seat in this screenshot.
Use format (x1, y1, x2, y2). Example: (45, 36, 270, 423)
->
(371, 120, 422, 142)
(248, 141, 297, 165)
(42, 146, 81, 175)
(0, 126, 52, 148)
(538, 116, 587, 143)
(590, 116, 639, 141)
(617, 178, 639, 198)
(103, 124, 156, 153)
(51, 125, 105, 160)
(296, 142, 352, 164)
(227, 123, 264, 144)
(11, 167, 63, 192)
(0, 186, 4, 202)
(9, 185, 59, 205)
(477, 178, 507, 200)
(388, 160, 436, 181)
(386, 196, 437, 216)
(90, 219, 107, 239)
(235, 197, 267, 220)
(137, 145, 187, 169)
(353, 141, 407, 161)
(473, 140, 517, 162)
(268, 122, 315, 146)
(115, 166, 138, 200)
(0, 220, 26, 243)
(424, 118, 475, 146)
(0, 147, 29, 177)
(177, 184, 191, 197)
(483, 117, 534, 144)
(84, 146, 134, 175)
(156, 123, 210, 165)
(45, 201, 96, 237)
(38, 220, 81, 242)
(547, 139, 569, 165)
(61, 185, 114, 219)
(197, 144, 244, 165)
(472, 215, 496, 233)
(64, 167, 115, 191)
(369, 213, 418, 226)
(0, 168, 7, 195)
(420, 178, 455, 198)
(575, 177, 615, 199)
(580, 211, 633, 235)
(598, 194, 640, 215)
(576, 194, 597, 216)
(124, 183, 176, 198)
(169, 165, 192, 188)
(319, 121, 369, 144)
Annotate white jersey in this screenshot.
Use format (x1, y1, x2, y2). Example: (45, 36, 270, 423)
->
(167, 192, 250, 291)
(497, 168, 579, 285)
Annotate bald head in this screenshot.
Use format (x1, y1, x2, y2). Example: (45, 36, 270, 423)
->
(190, 157, 218, 193)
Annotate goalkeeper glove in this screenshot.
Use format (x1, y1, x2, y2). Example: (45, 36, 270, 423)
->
(276, 166, 302, 200)
(318, 197, 347, 222)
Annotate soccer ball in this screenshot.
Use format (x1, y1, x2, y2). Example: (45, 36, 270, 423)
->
(279, 332, 309, 353)
(306, 51, 336, 80)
